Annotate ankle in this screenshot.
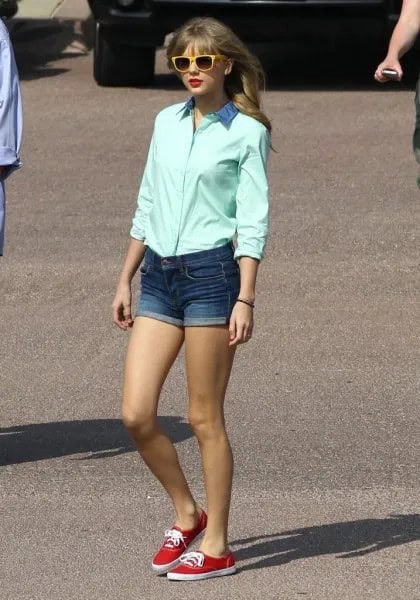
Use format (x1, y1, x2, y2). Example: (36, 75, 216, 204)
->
(199, 536, 229, 558)
(174, 501, 201, 530)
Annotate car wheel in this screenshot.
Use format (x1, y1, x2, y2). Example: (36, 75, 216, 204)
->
(0, 0, 18, 18)
(94, 23, 155, 87)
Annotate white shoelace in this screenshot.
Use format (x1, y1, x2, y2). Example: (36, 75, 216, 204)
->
(163, 529, 186, 549)
(179, 551, 205, 568)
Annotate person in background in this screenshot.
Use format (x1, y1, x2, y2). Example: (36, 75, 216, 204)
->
(374, 0, 420, 183)
(0, 17, 22, 256)
(112, 17, 270, 582)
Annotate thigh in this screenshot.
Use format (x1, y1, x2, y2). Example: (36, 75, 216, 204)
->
(123, 316, 184, 419)
(184, 326, 236, 420)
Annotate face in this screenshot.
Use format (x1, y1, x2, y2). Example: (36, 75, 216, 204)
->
(174, 44, 233, 98)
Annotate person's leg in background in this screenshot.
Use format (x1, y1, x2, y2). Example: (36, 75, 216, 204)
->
(413, 73, 420, 188)
(0, 179, 5, 256)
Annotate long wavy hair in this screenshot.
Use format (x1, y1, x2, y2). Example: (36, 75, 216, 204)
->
(166, 17, 271, 133)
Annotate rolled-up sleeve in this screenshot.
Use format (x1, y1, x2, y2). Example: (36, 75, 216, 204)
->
(234, 125, 270, 260)
(130, 130, 156, 241)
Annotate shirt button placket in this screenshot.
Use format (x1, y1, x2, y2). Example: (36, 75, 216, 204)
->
(175, 128, 196, 255)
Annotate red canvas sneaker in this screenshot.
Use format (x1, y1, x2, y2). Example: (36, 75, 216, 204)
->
(151, 510, 207, 574)
(167, 550, 236, 581)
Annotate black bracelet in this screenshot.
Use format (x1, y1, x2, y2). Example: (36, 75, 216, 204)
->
(236, 298, 255, 309)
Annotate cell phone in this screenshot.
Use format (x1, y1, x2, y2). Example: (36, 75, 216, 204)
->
(382, 68, 400, 81)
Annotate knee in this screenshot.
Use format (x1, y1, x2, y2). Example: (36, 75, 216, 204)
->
(122, 406, 156, 441)
(188, 406, 225, 442)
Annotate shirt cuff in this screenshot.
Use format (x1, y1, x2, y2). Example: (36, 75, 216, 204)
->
(234, 246, 263, 261)
(0, 147, 18, 166)
(129, 225, 145, 241)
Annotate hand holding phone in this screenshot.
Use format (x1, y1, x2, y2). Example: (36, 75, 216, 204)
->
(381, 68, 400, 81)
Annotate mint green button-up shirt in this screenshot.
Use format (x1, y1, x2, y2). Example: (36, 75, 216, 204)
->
(130, 99, 270, 260)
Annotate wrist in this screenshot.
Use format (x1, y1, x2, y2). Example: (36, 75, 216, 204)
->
(238, 291, 255, 302)
(118, 275, 132, 287)
(236, 297, 255, 309)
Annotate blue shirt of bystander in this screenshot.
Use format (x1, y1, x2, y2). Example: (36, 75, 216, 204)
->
(0, 18, 23, 256)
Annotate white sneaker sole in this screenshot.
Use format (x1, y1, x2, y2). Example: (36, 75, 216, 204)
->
(152, 556, 183, 575)
(151, 529, 206, 575)
(167, 565, 237, 581)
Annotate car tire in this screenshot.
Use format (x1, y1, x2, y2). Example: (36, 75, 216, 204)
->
(94, 23, 155, 87)
(0, 0, 18, 18)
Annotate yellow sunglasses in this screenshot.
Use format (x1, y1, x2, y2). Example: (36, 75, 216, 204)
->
(171, 54, 227, 73)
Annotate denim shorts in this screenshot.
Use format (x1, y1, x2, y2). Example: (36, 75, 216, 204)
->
(136, 244, 240, 327)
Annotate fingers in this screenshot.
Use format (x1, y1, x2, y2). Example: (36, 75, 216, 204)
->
(374, 62, 403, 83)
(374, 70, 388, 83)
(228, 315, 253, 347)
(123, 302, 133, 327)
(112, 300, 133, 330)
(112, 303, 125, 330)
(229, 318, 236, 345)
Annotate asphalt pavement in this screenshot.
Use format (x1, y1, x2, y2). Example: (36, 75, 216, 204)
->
(0, 16, 419, 600)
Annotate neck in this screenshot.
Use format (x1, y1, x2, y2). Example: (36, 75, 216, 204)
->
(193, 91, 230, 117)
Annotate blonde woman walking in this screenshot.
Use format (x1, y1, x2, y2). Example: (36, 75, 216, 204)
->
(112, 17, 271, 581)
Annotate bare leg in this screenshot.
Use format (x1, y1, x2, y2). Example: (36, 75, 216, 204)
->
(122, 316, 199, 529)
(184, 325, 236, 556)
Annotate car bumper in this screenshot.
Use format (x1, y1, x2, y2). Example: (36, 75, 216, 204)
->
(89, 0, 390, 44)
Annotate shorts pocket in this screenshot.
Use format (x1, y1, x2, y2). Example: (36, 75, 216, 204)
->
(185, 262, 224, 281)
(140, 264, 153, 275)
(222, 260, 240, 278)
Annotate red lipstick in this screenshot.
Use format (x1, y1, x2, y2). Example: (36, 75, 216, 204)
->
(189, 79, 202, 88)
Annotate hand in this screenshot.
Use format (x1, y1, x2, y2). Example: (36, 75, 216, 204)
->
(228, 301, 254, 347)
(374, 58, 403, 82)
(112, 282, 134, 330)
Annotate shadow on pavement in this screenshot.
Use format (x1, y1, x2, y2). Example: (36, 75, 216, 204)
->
(0, 417, 193, 465)
(10, 17, 94, 81)
(232, 513, 420, 570)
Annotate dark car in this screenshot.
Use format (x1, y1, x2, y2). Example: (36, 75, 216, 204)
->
(0, 0, 18, 18)
(87, 0, 402, 87)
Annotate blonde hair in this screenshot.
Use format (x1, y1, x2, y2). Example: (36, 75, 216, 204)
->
(166, 17, 271, 133)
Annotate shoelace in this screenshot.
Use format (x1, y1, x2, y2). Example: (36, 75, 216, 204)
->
(163, 529, 186, 549)
(180, 551, 205, 568)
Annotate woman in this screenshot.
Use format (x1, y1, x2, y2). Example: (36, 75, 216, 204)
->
(112, 17, 271, 581)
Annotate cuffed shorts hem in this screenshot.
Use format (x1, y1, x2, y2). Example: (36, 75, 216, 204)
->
(136, 310, 183, 328)
(184, 317, 229, 326)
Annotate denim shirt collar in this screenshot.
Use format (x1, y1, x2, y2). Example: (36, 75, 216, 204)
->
(178, 97, 239, 126)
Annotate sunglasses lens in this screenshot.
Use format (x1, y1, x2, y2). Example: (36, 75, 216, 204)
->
(196, 56, 213, 70)
(174, 57, 190, 71)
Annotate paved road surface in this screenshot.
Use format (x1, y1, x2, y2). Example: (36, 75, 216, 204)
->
(1, 21, 419, 600)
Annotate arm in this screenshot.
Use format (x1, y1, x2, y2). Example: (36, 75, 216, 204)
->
(113, 128, 156, 329)
(130, 130, 156, 241)
(0, 37, 22, 168)
(234, 126, 270, 261)
(237, 256, 259, 304)
(229, 256, 260, 348)
(112, 238, 146, 330)
(229, 126, 270, 346)
(375, 0, 420, 81)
